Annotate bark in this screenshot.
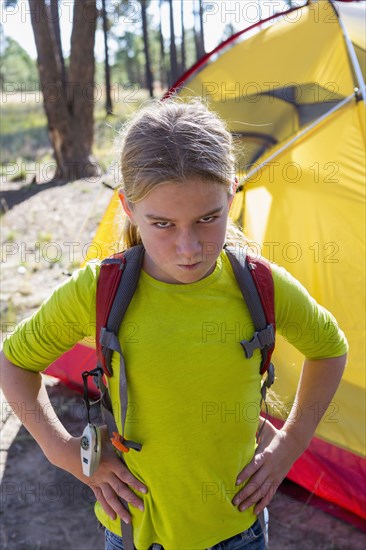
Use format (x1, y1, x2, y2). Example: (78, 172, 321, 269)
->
(180, 0, 186, 74)
(141, 0, 154, 97)
(101, 0, 113, 114)
(158, 0, 167, 89)
(49, 0, 67, 88)
(28, 0, 99, 182)
(168, 0, 179, 84)
(192, 0, 201, 62)
(198, 0, 206, 57)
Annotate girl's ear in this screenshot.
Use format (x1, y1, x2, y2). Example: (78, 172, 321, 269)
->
(119, 191, 135, 223)
(228, 178, 239, 207)
(233, 177, 239, 194)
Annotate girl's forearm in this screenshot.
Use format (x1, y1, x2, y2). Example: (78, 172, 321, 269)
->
(281, 353, 347, 456)
(0, 351, 147, 522)
(0, 350, 73, 465)
(234, 353, 347, 514)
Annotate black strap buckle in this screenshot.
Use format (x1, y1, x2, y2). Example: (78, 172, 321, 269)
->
(240, 325, 275, 359)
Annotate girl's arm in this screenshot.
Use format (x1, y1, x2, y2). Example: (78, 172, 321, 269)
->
(0, 351, 147, 523)
(232, 353, 347, 514)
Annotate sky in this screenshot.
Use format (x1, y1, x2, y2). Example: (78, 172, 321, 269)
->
(0, 0, 296, 62)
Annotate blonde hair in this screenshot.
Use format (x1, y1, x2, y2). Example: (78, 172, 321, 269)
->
(118, 97, 245, 249)
(117, 98, 279, 408)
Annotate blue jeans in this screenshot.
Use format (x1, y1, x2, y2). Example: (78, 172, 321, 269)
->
(104, 519, 265, 550)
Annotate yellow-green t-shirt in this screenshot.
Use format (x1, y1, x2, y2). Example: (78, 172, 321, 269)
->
(3, 250, 348, 549)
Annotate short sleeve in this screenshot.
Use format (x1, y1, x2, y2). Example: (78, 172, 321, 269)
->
(272, 263, 348, 359)
(2, 261, 100, 372)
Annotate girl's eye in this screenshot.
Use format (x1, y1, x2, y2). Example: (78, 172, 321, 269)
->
(153, 217, 218, 228)
(199, 216, 217, 223)
(154, 221, 173, 228)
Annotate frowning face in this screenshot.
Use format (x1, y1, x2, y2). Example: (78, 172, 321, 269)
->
(120, 178, 235, 284)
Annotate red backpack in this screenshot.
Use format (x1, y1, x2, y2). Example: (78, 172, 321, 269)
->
(89, 244, 275, 550)
(94, 243, 276, 451)
(96, 244, 275, 383)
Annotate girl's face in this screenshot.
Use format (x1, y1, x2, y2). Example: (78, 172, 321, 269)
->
(120, 178, 235, 284)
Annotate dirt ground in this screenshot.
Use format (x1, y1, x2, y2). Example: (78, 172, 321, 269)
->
(1, 177, 365, 549)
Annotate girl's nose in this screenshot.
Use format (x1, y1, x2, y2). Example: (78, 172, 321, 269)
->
(176, 230, 202, 260)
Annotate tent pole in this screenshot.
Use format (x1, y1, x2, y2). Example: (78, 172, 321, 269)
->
(329, 0, 366, 101)
(242, 95, 354, 184)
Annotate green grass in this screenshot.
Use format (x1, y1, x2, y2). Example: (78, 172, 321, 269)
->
(1, 100, 47, 133)
(1, 101, 49, 164)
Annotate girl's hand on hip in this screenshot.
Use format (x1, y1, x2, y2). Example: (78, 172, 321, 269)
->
(52, 426, 147, 524)
(232, 419, 299, 516)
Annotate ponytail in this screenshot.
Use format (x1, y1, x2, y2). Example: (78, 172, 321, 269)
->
(122, 217, 143, 250)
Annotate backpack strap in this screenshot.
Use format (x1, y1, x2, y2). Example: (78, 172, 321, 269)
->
(224, 245, 276, 400)
(96, 244, 145, 444)
(92, 369, 136, 550)
(95, 244, 145, 550)
(96, 253, 124, 376)
(96, 245, 145, 376)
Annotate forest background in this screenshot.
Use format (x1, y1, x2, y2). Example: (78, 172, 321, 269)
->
(0, 0, 299, 180)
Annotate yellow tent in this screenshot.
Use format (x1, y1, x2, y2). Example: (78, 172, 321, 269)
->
(49, 0, 365, 523)
(175, 0, 366, 521)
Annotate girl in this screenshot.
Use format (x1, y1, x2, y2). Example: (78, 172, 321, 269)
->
(1, 98, 348, 550)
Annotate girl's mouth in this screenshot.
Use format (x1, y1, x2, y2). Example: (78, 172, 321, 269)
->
(178, 262, 202, 271)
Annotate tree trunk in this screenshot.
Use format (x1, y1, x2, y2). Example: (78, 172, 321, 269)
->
(193, 0, 201, 62)
(141, 0, 154, 98)
(168, 0, 179, 84)
(198, 0, 206, 57)
(158, 0, 167, 90)
(49, 0, 67, 88)
(102, 0, 113, 114)
(28, 0, 99, 182)
(180, 0, 186, 75)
